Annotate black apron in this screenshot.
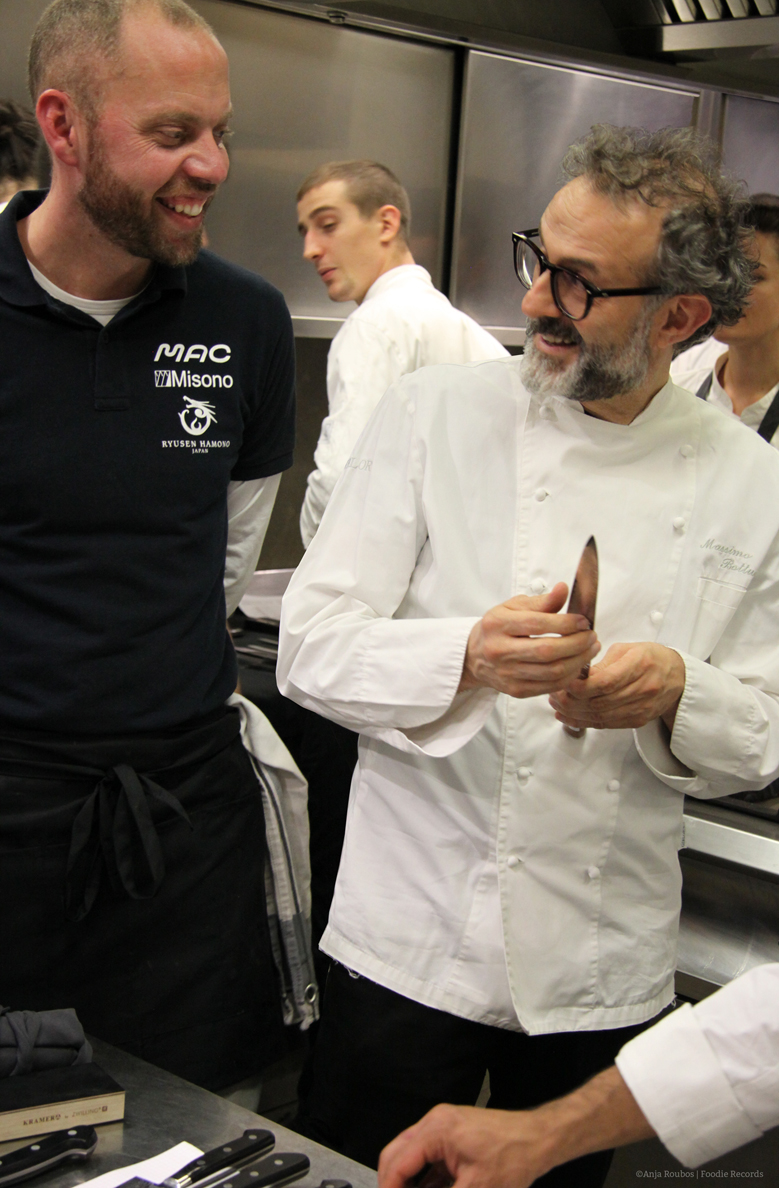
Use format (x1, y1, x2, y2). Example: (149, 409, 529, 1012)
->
(0, 707, 286, 1090)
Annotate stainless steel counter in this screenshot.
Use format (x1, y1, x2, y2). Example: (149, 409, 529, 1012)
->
(683, 798, 779, 875)
(677, 799, 779, 999)
(0, 1041, 375, 1188)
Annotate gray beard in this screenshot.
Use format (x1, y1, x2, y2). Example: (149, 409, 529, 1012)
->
(520, 312, 654, 404)
(77, 130, 213, 268)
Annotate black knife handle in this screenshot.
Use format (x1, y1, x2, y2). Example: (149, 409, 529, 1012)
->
(218, 1153, 310, 1188)
(0, 1126, 97, 1186)
(174, 1131, 276, 1188)
(318, 1180, 352, 1188)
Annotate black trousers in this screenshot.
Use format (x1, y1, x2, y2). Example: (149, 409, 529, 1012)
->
(0, 707, 286, 1090)
(298, 963, 656, 1184)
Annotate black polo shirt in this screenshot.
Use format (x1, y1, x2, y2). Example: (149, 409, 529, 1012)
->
(0, 190, 295, 734)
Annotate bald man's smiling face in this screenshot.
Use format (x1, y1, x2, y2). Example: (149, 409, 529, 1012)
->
(76, 6, 232, 266)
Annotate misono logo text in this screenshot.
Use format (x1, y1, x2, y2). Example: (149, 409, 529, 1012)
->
(153, 342, 234, 390)
(155, 369, 233, 389)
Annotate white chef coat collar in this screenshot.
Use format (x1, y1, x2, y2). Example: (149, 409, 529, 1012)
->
(363, 264, 434, 303)
(539, 377, 677, 429)
(709, 358, 779, 431)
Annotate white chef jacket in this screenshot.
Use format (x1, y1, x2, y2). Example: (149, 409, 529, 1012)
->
(278, 358, 779, 1035)
(617, 963, 779, 1167)
(299, 264, 507, 547)
(671, 336, 779, 449)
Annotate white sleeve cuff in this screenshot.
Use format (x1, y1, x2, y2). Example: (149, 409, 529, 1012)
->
(634, 717, 697, 786)
(375, 686, 499, 756)
(616, 1005, 764, 1168)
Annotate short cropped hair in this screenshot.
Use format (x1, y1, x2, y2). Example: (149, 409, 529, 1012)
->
(297, 160, 411, 242)
(561, 124, 755, 352)
(0, 99, 44, 186)
(28, 0, 215, 115)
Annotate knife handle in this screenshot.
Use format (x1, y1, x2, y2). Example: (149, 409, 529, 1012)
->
(0, 1126, 98, 1186)
(173, 1130, 276, 1188)
(218, 1153, 310, 1188)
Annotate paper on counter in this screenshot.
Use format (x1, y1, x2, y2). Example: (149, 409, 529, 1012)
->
(82, 1141, 203, 1188)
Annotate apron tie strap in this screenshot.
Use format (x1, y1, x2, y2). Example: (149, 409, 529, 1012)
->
(65, 763, 192, 921)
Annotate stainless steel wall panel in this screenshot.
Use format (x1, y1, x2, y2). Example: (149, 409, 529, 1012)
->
(451, 53, 696, 336)
(678, 853, 779, 989)
(191, 1, 454, 331)
(721, 93, 779, 195)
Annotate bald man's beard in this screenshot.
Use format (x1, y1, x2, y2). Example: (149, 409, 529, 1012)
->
(77, 133, 212, 268)
(521, 308, 655, 404)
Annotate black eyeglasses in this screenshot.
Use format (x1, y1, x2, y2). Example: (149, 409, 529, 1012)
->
(512, 229, 663, 321)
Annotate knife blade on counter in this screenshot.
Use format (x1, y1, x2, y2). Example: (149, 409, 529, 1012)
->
(213, 1153, 310, 1188)
(0, 1125, 98, 1186)
(159, 1131, 275, 1188)
(563, 535, 598, 740)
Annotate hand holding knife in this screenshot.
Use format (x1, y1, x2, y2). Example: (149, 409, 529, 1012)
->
(563, 536, 598, 739)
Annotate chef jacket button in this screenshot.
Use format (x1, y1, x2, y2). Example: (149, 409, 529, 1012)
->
(650, 610, 664, 625)
(534, 487, 549, 501)
(673, 517, 685, 532)
(680, 444, 694, 458)
(608, 779, 620, 792)
(507, 854, 520, 869)
(530, 578, 546, 594)
(540, 404, 555, 420)
(587, 865, 599, 879)
(517, 766, 531, 779)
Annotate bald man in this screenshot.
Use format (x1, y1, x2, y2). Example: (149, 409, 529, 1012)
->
(0, 0, 294, 1089)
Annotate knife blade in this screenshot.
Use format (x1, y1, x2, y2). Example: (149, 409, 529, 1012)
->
(160, 1131, 275, 1188)
(214, 1153, 310, 1188)
(563, 535, 598, 739)
(0, 1126, 97, 1186)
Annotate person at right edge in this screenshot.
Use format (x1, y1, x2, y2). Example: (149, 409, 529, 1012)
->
(672, 192, 779, 448)
(278, 125, 779, 1187)
(672, 193, 779, 818)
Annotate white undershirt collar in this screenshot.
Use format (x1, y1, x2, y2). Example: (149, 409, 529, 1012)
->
(28, 260, 143, 326)
(709, 356, 779, 430)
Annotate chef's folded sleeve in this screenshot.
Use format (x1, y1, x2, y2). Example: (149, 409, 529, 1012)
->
(616, 963, 779, 1167)
(279, 383, 497, 758)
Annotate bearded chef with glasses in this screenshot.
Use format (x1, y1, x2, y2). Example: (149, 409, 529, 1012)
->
(278, 125, 779, 1188)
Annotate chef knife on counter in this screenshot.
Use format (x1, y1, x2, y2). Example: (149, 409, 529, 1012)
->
(126, 1152, 308, 1188)
(204, 1153, 310, 1188)
(0, 1126, 98, 1186)
(563, 535, 598, 740)
(160, 1130, 275, 1188)
(120, 1131, 277, 1188)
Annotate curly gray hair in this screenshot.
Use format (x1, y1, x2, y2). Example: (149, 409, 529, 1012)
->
(561, 124, 755, 353)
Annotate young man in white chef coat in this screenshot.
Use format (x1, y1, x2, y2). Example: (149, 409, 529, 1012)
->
(278, 125, 778, 1186)
(296, 159, 508, 548)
